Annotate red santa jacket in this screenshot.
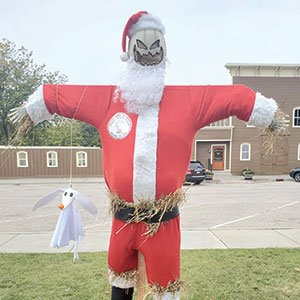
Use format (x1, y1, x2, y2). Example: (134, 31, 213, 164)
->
(43, 84, 255, 203)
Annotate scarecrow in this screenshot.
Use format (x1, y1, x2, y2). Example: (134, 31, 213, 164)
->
(10, 11, 288, 300)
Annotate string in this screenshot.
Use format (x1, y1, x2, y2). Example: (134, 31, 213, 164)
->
(67, 86, 87, 261)
(69, 120, 73, 188)
(67, 85, 88, 189)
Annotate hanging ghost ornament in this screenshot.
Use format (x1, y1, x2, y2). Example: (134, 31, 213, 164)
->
(33, 188, 98, 260)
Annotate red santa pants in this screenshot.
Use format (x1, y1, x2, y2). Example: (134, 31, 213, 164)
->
(108, 216, 181, 288)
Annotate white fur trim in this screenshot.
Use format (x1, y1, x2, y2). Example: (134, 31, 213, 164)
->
(115, 58, 165, 202)
(120, 52, 129, 62)
(25, 86, 52, 125)
(129, 13, 165, 37)
(247, 92, 278, 128)
(115, 58, 166, 114)
(109, 271, 136, 289)
(153, 291, 180, 300)
(133, 104, 160, 203)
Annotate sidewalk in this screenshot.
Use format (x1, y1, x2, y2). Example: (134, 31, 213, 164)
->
(0, 176, 106, 185)
(0, 173, 293, 185)
(1, 228, 299, 253)
(202, 173, 292, 184)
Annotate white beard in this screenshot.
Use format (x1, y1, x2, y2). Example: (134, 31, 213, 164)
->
(115, 58, 166, 114)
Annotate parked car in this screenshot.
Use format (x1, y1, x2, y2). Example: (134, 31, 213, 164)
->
(289, 168, 300, 182)
(185, 160, 206, 184)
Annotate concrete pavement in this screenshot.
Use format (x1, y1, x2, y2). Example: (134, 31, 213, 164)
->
(1, 228, 300, 253)
(0, 173, 299, 254)
(0, 173, 293, 185)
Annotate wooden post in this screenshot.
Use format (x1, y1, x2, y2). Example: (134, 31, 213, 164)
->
(136, 251, 147, 300)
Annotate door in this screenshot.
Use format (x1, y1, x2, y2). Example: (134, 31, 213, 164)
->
(260, 136, 288, 174)
(212, 146, 225, 170)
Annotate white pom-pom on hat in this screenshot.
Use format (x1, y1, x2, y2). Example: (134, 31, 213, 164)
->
(120, 52, 130, 62)
(120, 11, 165, 62)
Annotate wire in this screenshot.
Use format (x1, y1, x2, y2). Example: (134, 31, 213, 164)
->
(68, 85, 88, 188)
(69, 120, 73, 188)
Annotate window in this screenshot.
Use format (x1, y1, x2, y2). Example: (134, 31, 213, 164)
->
(17, 151, 28, 167)
(76, 151, 87, 167)
(293, 108, 300, 127)
(240, 143, 251, 161)
(47, 151, 58, 167)
(207, 117, 232, 128)
(298, 144, 300, 161)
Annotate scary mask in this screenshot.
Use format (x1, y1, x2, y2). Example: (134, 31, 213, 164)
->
(128, 29, 167, 66)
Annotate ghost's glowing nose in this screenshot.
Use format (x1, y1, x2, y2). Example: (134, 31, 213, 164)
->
(58, 203, 64, 210)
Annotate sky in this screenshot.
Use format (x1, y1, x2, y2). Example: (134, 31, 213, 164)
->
(1, 0, 299, 85)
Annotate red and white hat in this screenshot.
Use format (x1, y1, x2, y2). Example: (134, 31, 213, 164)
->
(120, 11, 166, 62)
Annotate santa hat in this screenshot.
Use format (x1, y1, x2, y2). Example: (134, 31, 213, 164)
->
(120, 11, 166, 62)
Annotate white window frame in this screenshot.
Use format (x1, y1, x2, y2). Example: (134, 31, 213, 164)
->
(47, 151, 58, 167)
(293, 107, 300, 128)
(206, 117, 233, 128)
(298, 144, 300, 160)
(76, 151, 87, 168)
(17, 151, 28, 167)
(240, 143, 251, 161)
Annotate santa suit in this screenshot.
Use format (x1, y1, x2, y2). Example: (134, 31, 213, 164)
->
(32, 83, 266, 292)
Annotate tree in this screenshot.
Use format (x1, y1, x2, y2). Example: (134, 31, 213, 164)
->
(78, 122, 102, 147)
(0, 39, 67, 145)
(0, 39, 101, 148)
(21, 117, 84, 146)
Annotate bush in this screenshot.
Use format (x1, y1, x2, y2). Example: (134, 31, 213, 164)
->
(205, 171, 214, 175)
(242, 168, 254, 175)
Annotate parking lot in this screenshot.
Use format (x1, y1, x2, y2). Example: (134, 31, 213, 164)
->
(181, 177, 300, 230)
(0, 174, 299, 233)
(0, 174, 299, 252)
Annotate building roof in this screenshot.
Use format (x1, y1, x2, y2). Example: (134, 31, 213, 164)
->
(225, 63, 300, 78)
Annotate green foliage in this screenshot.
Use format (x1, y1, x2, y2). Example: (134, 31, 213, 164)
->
(242, 168, 255, 174)
(21, 117, 84, 146)
(0, 39, 101, 148)
(21, 118, 102, 147)
(78, 122, 102, 147)
(0, 38, 67, 145)
(205, 170, 214, 175)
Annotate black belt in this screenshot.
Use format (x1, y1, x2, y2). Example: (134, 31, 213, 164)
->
(114, 205, 179, 223)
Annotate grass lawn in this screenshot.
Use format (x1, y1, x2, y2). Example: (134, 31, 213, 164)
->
(1, 248, 300, 299)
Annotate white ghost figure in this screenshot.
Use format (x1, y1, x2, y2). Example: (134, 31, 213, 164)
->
(33, 188, 98, 260)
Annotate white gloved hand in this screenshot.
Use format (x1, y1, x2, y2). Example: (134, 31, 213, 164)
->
(8, 104, 28, 124)
(8, 86, 52, 125)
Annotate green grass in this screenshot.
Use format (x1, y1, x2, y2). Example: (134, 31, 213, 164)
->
(1, 249, 300, 299)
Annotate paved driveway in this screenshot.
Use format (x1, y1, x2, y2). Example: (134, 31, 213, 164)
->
(0, 175, 299, 233)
